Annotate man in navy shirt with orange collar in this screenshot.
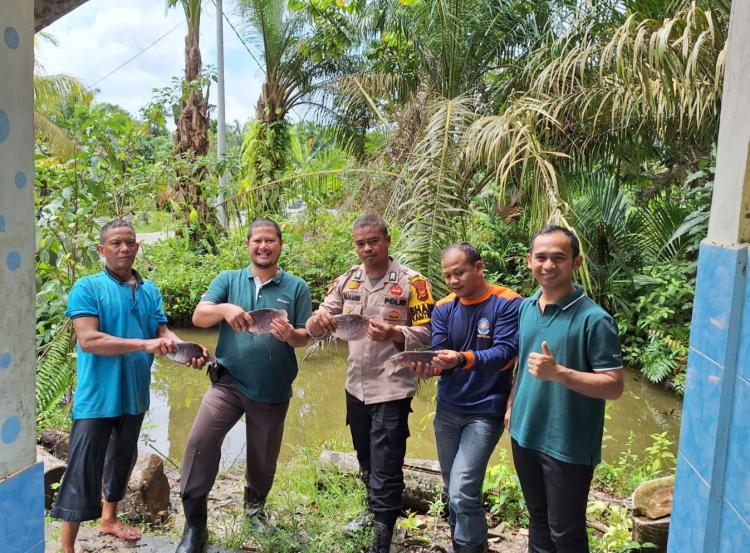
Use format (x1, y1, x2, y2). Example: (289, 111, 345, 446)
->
(411, 243, 521, 553)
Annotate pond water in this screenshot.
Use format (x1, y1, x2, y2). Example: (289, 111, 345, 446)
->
(141, 327, 682, 470)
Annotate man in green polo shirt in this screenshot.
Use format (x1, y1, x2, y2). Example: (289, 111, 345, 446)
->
(175, 218, 312, 553)
(508, 225, 624, 553)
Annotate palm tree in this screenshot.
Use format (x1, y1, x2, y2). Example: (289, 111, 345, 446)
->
(166, 0, 210, 156)
(466, 0, 728, 227)
(353, 0, 552, 291)
(236, 0, 356, 215)
(34, 33, 93, 159)
(166, 0, 216, 236)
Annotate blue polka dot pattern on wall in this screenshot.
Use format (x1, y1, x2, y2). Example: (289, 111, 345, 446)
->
(1, 416, 21, 444)
(0, 214, 5, 232)
(0, 352, 10, 369)
(6, 251, 21, 271)
(15, 171, 27, 189)
(4, 27, 20, 50)
(0, 110, 9, 143)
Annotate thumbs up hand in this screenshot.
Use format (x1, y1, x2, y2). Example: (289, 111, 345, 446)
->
(527, 340, 560, 381)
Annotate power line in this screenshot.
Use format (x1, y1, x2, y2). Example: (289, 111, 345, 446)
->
(211, 0, 265, 75)
(210, 0, 305, 121)
(91, 21, 184, 86)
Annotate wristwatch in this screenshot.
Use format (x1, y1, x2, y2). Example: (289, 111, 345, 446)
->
(456, 352, 467, 369)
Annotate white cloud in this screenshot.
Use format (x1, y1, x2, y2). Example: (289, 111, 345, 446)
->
(36, 0, 263, 125)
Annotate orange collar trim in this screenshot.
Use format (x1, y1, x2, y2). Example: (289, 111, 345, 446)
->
(460, 288, 492, 305)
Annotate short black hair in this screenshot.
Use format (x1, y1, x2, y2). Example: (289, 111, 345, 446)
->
(530, 224, 580, 258)
(248, 218, 282, 240)
(100, 219, 135, 243)
(442, 242, 481, 264)
(353, 214, 389, 238)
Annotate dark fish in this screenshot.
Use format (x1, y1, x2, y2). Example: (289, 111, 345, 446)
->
(247, 308, 288, 334)
(167, 342, 215, 364)
(332, 313, 370, 341)
(384, 351, 438, 375)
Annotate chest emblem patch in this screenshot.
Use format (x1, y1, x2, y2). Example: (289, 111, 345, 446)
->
(389, 284, 403, 296)
(477, 318, 490, 336)
(348, 280, 361, 289)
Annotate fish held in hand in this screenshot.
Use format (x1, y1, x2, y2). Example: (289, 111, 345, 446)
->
(383, 351, 438, 375)
(332, 314, 371, 341)
(246, 308, 288, 334)
(167, 342, 215, 365)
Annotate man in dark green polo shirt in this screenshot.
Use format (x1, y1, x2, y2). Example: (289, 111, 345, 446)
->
(175, 218, 312, 553)
(508, 225, 624, 553)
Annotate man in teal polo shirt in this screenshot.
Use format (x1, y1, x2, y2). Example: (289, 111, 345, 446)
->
(51, 219, 192, 553)
(175, 218, 312, 553)
(508, 225, 624, 553)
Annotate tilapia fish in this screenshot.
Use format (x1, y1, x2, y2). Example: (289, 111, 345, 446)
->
(246, 308, 288, 334)
(167, 341, 215, 364)
(332, 313, 370, 341)
(383, 351, 438, 375)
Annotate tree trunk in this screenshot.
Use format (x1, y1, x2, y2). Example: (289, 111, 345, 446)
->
(172, 23, 212, 233)
(37, 446, 67, 509)
(39, 428, 70, 460)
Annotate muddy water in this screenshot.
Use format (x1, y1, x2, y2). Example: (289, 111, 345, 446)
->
(141, 328, 682, 470)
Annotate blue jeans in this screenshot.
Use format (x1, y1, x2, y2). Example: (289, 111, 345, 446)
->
(434, 405, 503, 548)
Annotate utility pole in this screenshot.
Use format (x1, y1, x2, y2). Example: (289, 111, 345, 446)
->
(215, 0, 228, 226)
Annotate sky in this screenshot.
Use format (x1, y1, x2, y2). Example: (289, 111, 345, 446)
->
(36, 0, 265, 126)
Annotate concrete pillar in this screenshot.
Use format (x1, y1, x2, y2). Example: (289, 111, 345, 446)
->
(0, 2, 46, 553)
(669, 1, 750, 552)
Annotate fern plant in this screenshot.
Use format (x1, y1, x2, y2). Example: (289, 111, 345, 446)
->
(36, 321, 76, 428)
(640, 329, 688, 390)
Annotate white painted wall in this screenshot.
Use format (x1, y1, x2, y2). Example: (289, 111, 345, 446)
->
(0, 0, 37, 480)
(707, 0, 750, 245)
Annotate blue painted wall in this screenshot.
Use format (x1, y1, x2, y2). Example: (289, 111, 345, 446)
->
(0, 463, 45, 553)
(669, 242, 750, 551)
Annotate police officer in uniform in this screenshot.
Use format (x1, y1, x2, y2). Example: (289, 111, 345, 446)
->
(307, 214, 434, 553)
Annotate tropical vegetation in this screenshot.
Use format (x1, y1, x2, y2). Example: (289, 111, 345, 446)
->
(32, 0, 728, 549)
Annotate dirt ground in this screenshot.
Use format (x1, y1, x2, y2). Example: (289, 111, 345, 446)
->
(45, 469, 528, 553)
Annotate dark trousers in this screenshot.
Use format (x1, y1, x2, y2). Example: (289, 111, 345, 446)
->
(180, 377, 290, 500)
(346, 390, 412, 527)
(50, 413, 144, 522)
(511, 439, 594, 553)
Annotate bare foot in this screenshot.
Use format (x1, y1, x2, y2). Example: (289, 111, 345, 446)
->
(99, 519, 142, 542)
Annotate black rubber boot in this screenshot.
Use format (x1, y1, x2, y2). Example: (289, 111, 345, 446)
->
(365, 521, 393, 553)
(175, 496, 207, 553)
(244, 486, 275, 535)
